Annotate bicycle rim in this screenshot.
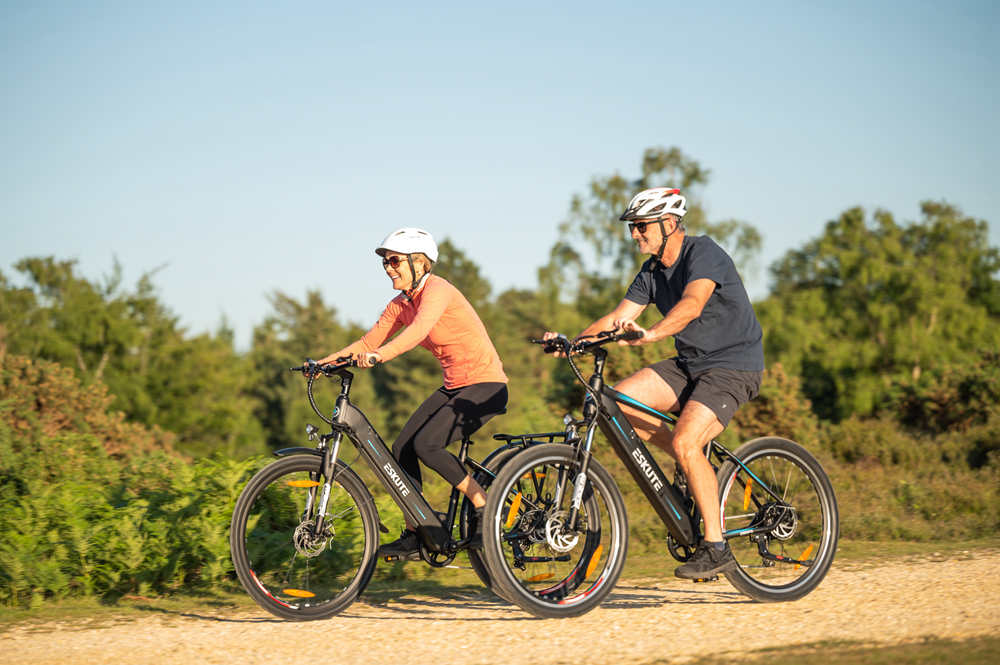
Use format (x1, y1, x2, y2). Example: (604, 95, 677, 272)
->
(230, 455, 377, 619)
(718, 438, 838, 601)
(484, 445, 627, 617)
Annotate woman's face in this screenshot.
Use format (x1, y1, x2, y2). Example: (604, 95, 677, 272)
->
(382, 251, 414, 290)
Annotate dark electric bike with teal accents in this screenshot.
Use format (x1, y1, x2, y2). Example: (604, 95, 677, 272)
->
(229, 358, 541, 620)
(479, 330, 839, 618)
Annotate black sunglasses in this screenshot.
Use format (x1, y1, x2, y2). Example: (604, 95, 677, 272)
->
(627, 221, 652, 234)
(382, 256, 404, 269)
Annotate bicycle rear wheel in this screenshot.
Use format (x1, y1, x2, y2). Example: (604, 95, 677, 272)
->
(481, 443, 628, 618)
(716, 437, 838, 602)
(230, 454, 379, 620)
(461, 447, 521, 597)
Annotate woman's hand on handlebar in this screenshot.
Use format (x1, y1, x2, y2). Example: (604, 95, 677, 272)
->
(356, 352, 382, 369)
(296, 355, 354, 375)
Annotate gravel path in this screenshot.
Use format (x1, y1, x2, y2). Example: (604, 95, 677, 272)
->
(3, 551, 998, 665)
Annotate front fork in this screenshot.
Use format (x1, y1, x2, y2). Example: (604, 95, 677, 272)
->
(310, 430, 343, 534)
(563, 417, 598, 530)
(309, 391, 350, 535)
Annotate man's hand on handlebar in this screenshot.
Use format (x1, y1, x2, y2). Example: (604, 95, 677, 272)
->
(612, 319, 646, 346)
(541, 331, 572, 357)
(536, 326, 644, 356)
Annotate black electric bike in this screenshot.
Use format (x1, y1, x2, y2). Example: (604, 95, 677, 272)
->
(229, 358, 532, 620)
(479, 331, 839, 618)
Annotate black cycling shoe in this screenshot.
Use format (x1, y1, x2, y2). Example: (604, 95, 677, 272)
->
(378, 529, 420, 558)
(674, 541, 737, 580)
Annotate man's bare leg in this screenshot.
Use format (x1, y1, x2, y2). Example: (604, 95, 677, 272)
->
(669, 401, 725, 541)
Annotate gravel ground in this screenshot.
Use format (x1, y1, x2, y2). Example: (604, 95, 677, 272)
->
(3, 551, 998, 665)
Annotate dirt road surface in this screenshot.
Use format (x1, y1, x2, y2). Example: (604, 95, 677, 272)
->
(3, 551, 998, 665)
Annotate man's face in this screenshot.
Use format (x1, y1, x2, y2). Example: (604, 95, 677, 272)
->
(629, 216, 676, 255)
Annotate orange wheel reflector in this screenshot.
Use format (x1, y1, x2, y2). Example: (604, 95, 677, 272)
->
(521, 472, 546, 480)
(742, 478, 753, 510)
(286, 480, 322, 488)
(525, 573, 554, 583)
(505, 493, 523, 529)
(585, 544, 604, 579)
(282, 588, 316, 598)
(794, 544, 815, 570)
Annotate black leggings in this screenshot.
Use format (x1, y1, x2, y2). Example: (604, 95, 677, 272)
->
(392, 382, 508, 490)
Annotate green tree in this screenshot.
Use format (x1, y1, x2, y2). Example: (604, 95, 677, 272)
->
(433, 237, 492, 310)
(0, 257, 262, 456)
(248, 289, 376, 448)
(758, 201, 1000, 421)
(540, 146, 762, 318)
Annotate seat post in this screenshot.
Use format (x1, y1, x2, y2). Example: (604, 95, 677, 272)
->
(458, 436, 472, 464)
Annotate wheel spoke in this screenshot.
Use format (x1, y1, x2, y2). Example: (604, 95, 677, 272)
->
(718, 441, 837, 602)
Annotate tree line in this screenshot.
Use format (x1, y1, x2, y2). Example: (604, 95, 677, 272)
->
(3, 147, 997, 459)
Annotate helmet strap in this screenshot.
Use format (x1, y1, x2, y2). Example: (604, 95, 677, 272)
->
(403, 255, 432, 301)
(653, 218, 681, 267)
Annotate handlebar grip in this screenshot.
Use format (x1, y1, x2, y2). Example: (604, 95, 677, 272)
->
(619, 329, 644, 341)
(529, 336, 564, 354)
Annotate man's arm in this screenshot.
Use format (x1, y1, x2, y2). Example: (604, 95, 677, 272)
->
(579, 298, 647, 339)
(619, 278, 716, 345)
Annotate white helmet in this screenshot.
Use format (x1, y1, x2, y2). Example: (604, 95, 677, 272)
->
(375, 227, 438, 262)
(619, 187, 687, 221)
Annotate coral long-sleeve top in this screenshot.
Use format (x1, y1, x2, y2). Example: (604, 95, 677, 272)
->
(341, 275, 507, 389)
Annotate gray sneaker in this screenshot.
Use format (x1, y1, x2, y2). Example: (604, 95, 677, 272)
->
(674, 542, 737, 580)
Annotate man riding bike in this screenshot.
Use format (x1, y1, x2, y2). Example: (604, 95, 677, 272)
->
(545, 187, 764, 579)
(315, 228, 509, 558)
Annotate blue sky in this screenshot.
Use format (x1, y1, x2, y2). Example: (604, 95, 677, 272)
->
(3, 1, 998, 349)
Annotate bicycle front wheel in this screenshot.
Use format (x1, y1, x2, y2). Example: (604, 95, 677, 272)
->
(230, 454, 379, 620)
(717, 437, 838, 602)
(481, 443, 628, 618)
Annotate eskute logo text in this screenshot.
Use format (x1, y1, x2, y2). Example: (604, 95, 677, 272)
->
(632, 449, 664, 492)
(384, 463, 410, 497)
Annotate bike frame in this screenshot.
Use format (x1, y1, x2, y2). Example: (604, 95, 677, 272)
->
(279, 366, 510, 555)
(567, 345, 789, 548)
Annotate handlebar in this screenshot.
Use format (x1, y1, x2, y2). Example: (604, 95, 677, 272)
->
(528, 328, 642, 412)
(290, 356, 357, 378)
(528, 328, 643, 355)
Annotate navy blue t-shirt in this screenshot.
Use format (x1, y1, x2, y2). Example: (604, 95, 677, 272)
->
(624, 235, 765, 374)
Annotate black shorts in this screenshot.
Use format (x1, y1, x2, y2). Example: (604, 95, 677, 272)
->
(648, 358, 762, 427)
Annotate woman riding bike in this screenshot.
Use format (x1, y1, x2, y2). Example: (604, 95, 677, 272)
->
(314, 227, 508, 558)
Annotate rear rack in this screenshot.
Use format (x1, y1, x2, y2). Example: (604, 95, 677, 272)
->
(493, 431, 569, 444)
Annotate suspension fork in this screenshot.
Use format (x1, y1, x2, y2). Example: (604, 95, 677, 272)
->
(563, 417, 599, 531)
(311, 387, 350, 535)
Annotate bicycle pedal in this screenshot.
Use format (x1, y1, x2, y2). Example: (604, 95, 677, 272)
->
(383, 551, 421, 563)
(692, 575, 719, 583)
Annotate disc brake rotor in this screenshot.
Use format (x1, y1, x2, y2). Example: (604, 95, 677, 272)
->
(293, 520, 330, 558)
(544, 511, 580, 553)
